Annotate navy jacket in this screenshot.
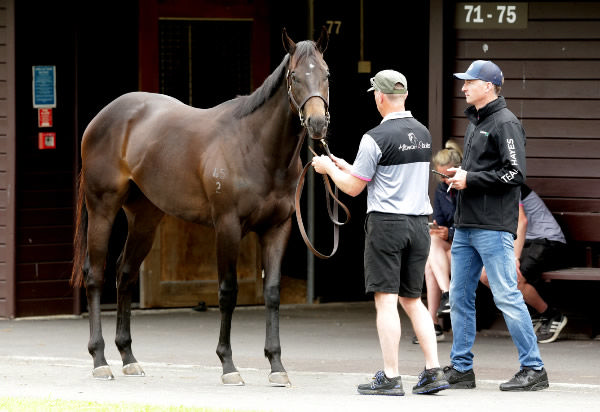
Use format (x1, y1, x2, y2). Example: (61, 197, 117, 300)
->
(433, 182, 457, 242)
(454, 96, 526, 237)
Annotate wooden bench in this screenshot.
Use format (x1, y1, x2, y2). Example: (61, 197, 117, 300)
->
(540, 212, 600, 337)
(541, 267, 600, 281)
(540, 212, 600, 282)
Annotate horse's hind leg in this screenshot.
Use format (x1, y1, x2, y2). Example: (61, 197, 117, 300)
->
(260, 219, 292, 387)
(85, 192, 125, 380)
(214, 215, 244, 385)
(116, 196, 164, 376)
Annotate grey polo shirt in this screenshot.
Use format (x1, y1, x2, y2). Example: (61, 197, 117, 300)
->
(351, 111, 433, 215)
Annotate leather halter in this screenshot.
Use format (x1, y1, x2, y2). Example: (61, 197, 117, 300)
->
(286, 69, 330, 128)
(285, 57, 349, 259)
(286, 62, 350, 259)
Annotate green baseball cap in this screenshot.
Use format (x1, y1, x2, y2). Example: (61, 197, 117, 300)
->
(367, 70, 407, 94)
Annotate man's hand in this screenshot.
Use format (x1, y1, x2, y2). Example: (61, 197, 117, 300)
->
(312, 155, 336, 175)
(430, 222, 449, 241)
(330, 154, 351, 173)
(448, 167, 467, 190)
(516, 257, 523, 278)
(312, 153, 367, 197)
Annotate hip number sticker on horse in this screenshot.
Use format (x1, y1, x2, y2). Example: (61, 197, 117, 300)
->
(213, 168, 226, 193)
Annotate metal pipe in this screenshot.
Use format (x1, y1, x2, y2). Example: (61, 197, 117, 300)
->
(360, 0, 364, 61)
(306, 0, 315, 304)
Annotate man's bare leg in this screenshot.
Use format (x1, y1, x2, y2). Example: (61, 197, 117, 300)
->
(374, 292, 401, 377)
(400, 296, 440, 369)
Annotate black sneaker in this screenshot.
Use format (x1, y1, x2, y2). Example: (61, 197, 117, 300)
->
(412, 367, 450, 394)
(537, 314, 568, 343)
(412, 324, 445, 344)
(499, 367, 549, 391)
(442, 365, 476, 389)
(437, 291, 451, 316)
(357, 370, 405, 396)
(531, 314, 544, 332)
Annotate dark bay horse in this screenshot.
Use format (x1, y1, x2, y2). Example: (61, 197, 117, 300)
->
(71, 29, 330, 387)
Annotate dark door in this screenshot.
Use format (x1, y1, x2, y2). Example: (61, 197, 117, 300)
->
(138, 2, 270, 308)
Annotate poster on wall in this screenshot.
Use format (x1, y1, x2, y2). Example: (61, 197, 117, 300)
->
(38, 108, 53, 127)
(32, 65, 56, 108)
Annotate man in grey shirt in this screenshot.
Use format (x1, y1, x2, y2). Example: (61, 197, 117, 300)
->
(312, 70, 448, 396)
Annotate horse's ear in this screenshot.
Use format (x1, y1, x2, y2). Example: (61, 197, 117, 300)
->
(315, 26, 329, 54)
(282, 28, 296, 55)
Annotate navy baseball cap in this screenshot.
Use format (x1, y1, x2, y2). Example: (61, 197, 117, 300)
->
(454, 60, 504, 86)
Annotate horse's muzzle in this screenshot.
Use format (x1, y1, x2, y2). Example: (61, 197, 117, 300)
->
(307, 115, 329, 139)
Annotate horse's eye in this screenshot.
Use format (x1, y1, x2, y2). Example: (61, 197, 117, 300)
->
(291, 72, 297, 83)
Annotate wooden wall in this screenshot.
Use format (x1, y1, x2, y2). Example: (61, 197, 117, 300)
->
(12, 1, 139, 316)
(451, 2, 600, 218)
(0, 0, 15, 318)
(13, 0, 78, 316)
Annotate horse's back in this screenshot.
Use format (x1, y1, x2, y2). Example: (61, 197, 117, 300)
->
(83, 92, 186, 145)
(80, 92, 230, 223)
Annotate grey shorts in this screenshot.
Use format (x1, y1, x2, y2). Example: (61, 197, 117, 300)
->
(363, 212, 430, 298)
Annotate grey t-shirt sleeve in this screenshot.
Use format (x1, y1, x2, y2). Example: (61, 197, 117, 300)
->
(522, 191, 566, 243)
(350, 134, 381, 181)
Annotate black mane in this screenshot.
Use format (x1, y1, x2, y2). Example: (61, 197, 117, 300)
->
(232, 54, 289, 119)
(233, 41, 320, 119)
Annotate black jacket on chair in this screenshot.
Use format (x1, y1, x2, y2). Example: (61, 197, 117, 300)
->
(454, 96, 526, 238)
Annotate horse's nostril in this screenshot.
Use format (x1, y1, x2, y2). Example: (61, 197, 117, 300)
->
(308, 116, 328, 133)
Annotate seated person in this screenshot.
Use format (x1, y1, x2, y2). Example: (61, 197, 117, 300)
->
(413, 140, 462, 344)
(480, 184, 568, 343)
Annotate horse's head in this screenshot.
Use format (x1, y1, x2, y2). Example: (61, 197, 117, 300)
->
(283, 28, 330, 139)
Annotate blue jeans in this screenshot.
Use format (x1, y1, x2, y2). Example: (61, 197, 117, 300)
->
(449, 228, 544, 372)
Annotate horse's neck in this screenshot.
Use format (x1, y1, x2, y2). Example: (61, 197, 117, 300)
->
(252, 86, 304, 171)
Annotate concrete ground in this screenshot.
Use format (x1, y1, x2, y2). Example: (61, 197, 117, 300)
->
(1, 302, 599, 411)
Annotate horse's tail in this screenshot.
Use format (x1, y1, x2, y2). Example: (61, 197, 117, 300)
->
(71, 172, 87, 288)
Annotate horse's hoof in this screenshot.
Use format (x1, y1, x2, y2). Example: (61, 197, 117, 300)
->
(92, 365, 115, 380)
(221, 371, 245, 386)
(269, 371, 291, 387)
(122, 363, 145, 377)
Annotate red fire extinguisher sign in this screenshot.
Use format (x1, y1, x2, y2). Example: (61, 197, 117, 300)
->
(38, 108, 53, 127)
(38, 132, 56, 149)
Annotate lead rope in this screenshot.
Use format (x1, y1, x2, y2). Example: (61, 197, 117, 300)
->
(295, 143, 350, 259)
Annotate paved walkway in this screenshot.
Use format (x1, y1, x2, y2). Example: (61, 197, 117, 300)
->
(1, 302, 599, 411)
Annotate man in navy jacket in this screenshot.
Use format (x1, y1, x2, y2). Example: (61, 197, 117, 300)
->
(443, 60, 548, 392)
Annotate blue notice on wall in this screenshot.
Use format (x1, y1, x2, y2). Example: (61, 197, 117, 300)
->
(32, 65, 56, 108)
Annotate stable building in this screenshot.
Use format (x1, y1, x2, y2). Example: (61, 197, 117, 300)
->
(1, 0, 599, 317)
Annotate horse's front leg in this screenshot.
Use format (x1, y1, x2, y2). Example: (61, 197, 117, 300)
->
(215, 216, 243, 385)
(260, 219, 292, 387)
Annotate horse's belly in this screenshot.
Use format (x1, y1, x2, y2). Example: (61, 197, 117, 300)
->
(130, 173, 213, 225)
(245, 192, 295, 230)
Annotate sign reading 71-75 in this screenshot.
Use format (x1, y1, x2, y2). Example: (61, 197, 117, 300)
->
(455, 3, 528, 29)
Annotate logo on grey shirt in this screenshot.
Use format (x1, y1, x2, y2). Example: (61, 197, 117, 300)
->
(399, 132, 431, 151)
